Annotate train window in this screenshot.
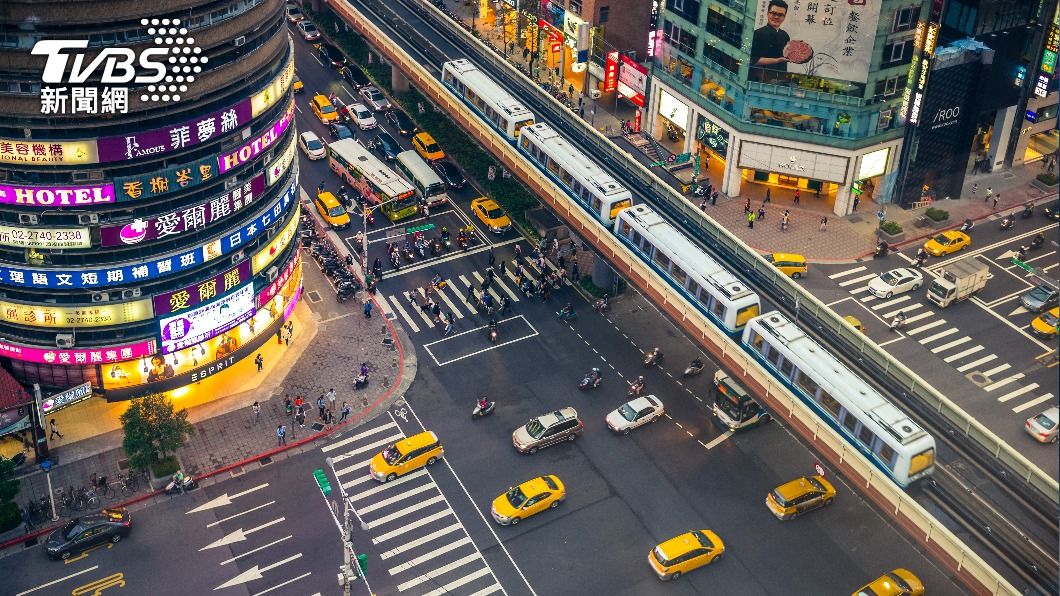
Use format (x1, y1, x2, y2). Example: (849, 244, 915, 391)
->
(794, 371, 820, 399)
(709, 297, 725, 318)
(546, 158, 560, 176)
(749, 331, 765, 352)
(688, 281, 701, 298)
(671, 265, 687, 287)
(560, 168, 574, 186)
(877, 443, 896, 464)
(631, 230, 642, 247)
(767, 346, 782, 367)
(520, 136, 530, 150)
(653, 250, 671, 271)
(735, 304, 759, 328)
(819, 392, 841, 418)
(619, 221, 631, 237)
(842, 412, 858, 432)
(779, 358, 794, 378)
(443, 71, 453, 84)
(581, 186, 590, 201)
(592, 197, 602, 212)
(858, 425, 875, 446)
(532, 145, 542, 162)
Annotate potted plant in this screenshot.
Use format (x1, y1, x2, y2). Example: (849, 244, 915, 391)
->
(120, 393, 195, 490)
(924, 207, 950, 229)
(1033, 172, 1058, 191)
(878, 220, 904, 243)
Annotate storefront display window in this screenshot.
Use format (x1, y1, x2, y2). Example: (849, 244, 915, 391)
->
(749, 107, 825, 134)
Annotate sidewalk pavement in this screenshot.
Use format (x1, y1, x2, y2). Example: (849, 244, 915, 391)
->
(439, 0, 1057, 263)
(1, 204, 416, 550)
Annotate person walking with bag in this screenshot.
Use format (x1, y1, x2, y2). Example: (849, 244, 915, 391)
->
(277, 424, 287, 446)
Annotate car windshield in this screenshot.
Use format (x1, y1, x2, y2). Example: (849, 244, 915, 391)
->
(306, 139, 323, 150)
(931, 234, 949, 244)
(303, 24, 316, 32)
(505, 486, 528, 508)
(368, 89, 382, 100)
(652, 546, 673, 566)
(617, 403, 638, 421)
(336, 127, 352, 138)
(424, 143, 440, 153)
(486, 207, 506, 220)
(1041, 311, 1060, 326)
(879, 271, 901, 286)
(381, 444, 402, 465)
(525, 419, 546, 439)
(356, 109, 371, 119)
(807, 477, 825, 491)
(692, 530, 714, 550)
(328, 206, 346, 217)
(1029, 286, 1053, 301)
(320, 104, 336, 114)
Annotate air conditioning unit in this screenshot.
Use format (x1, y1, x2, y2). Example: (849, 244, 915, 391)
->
(55, 333, 75, 348)
(87, 170, 104, 181)
(231, 250, 245, 265)
(18, 213, 38, 225)
(590, 89, 602, 99)
(91, 292, 110, 302)
(234, 35, 246, 47)
(77, 213, 99, 225)
(267, 265, 279, 283)
(120, 288, 141, 299)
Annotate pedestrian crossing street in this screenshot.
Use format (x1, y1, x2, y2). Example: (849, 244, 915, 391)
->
(828, 266, 1054, 416)
(377, 256, 568, 334)
(321, 417, 504, 596)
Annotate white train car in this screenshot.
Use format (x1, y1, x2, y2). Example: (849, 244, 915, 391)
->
(518, 122, 633, 227)
(614, 204, 760, 334)
(741, 311, 936, 487)
(440, 59, 535, 140)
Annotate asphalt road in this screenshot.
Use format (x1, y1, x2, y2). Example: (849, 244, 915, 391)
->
(800, 217, 1059, 478)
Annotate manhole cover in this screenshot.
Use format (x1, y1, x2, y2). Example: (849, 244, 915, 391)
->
(229, 467, 245, 477)
(259, 456, 273, 466)
(307, 291, 322, 303)
(966, 371, 989, 386)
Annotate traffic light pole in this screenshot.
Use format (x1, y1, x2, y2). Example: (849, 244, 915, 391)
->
(324, 457, 372, 595)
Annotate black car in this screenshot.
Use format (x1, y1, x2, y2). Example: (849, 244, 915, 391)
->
(371, 131, 401, 161)
(1044, 200, 1060, 222)
(340, 65, 370, 90)
(385, 109, 416, 136)
(328, 122, 355, 140)
(317, 43, 347, 69)
(433, 160, 466, 189)
(46, 508, 131, 559)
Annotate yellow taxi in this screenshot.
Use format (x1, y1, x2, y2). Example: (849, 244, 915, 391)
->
(293, 77, 304, 94)
(310, 94, 339, 125)
(411, 132, 445, 162)
(490, 475, 565, 525)
(369, 431, 443, 483)
(766, 475, 835, 520)
(471, 197, 512, 234)
(1030, 306, 1059, 339)
(764, 253, 808, 279)
(314, 191, 350, 230)
(852, 568, 925, 596)
(843, 315, 866, 333)
(923, 230, 970, 257)
(648, 530, 725, 581)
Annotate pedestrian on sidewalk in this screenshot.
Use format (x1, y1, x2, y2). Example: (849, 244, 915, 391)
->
(276, 328, 283, 345)
(340, 402, 351, 422)
(255, 353, 263, 372)
(49, 419, 62, 440)
(324, 409, 334, 430)
(571, 261, 580, 281)
(317, 395, 326, 419)
(466, 286, 477, 304)
(711, 191, 718, 206)
(985, 186, 993, 202)
(820, 216, 828, 231)
(363, 299, 372, 318)
(252, 401, 260, 421)
(284, 330, 290, 347)
(744, 197, 751, 214)
(700, 199, 708, 211)
(284, 395, 293, 415)
(794, 188, 801, 204)
(747, 211, 756, 229)
(764, 188, 771, 203)
(558, 255, 566, 270)
(488, 246, 495, 268)
(296, 408, 306, 428)
(21, 506, 35, 532)
(326, 388, 336, 409)
(971, 182, 979, 196)
(277, 424, 287, 446)
(781, 211, 790, 231)
(992, 194, 999, 210)
(499, 260, 506, 277)
(852, 196, 860, 212)
(757, 206, 766, 221)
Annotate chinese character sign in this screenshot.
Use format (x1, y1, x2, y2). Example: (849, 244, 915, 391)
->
(96, 98, 253, 162)
(153, 260, 253, 316)
(158, 283, 255, 354)
(751, 0, 883, 84)
(0, 338, 157, 366)
(603, 52, 620, 93)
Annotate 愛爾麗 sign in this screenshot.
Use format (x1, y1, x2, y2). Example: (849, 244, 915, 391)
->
(40, 382, 92, 415)
(100, 175, 266, 247)
(96, 98, 254, 163)
(153, 260, 253, 316)
(159, 283, 255, 354)
(218, 101, 295, 173)
(0, 338, 157, 365)
(0, 182, 115, 207)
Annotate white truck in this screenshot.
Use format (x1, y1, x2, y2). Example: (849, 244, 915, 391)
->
(927, 259, 988, 308)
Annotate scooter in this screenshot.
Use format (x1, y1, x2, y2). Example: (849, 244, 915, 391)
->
(472, 400, 496, 419)
(873, 242, 889, 259)
(1020, 204, 1034, 219)
(336, 285, 357, 303)
(692, 184, 708, 197)
(389, 251, 401, 270)
(643, 347, 663, 367)
(593, 296, 610, 314)
(403, 243, 416, 262)
(1000, 215, 1014, 230)
(1029, 234, 1045, 250)
(430, 237, 442, 256)
(165, 471, 197, 495)
(441, 233, 452, 251)
(579, 368, 602, 390)
(889, 314, 906, 333)
(628, 380, 645, 398)
(556, 306, 577, 321)
(683, 359, 705, 378)
(354, 373, 369, 389)
(458, 235, 469, 251)
(488, 322, 498, 343)
(959, 218, 974, 233)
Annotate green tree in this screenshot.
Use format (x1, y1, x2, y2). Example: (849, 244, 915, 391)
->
(120, 393, 195, 473)
(0, 457, 21, 532)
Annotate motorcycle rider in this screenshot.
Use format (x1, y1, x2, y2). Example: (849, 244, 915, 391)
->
(590, 367, 602, 386)
(630, 375, 645, 396)
(478, 396, 489, 412)
(889, 311, 906, 332)
(441, 226, 450, 243)
(915, 247, 928, 266)
(1031, 232, 1045, 248)
(689, 357, 703, 371)
(559, 302, 574, 317)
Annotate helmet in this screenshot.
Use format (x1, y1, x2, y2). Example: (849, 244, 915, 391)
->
(637, 375, 644, 382)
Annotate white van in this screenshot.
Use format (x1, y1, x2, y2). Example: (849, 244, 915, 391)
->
(395, 150, 449, 208)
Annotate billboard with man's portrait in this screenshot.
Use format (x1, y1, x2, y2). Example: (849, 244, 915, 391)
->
(751, 0, 883, 84)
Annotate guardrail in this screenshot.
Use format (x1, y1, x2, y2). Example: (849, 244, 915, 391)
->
(333, 2, 1021, 593)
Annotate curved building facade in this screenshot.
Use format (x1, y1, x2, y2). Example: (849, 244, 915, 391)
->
(0, 0, 302, 400)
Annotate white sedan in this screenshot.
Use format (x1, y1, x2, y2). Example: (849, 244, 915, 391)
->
(867, 267, 924, 299)
(347, 103, 378, 130)
(605, 395, 664, 435)
(298, 131, 326, 160)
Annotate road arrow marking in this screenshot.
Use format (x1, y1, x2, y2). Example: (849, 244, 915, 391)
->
(997, 250, 1018, 261)
(214, 553, 302, 590)
(1008, 306, 1029, 316)
(200, 518, 285, 550)
(187, 483, 270, 514)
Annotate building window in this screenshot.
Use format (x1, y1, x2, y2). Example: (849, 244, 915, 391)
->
(599, 5, 609, 23)
(568, 0, 582, 16)
(892, 6, 920, 32)
(705, 8, 743, 47)
(665, 0, 701, 24)
(881, 39, 914, 68)
(663, 20, 698, 57)
(703, 44, 739, 75)
(874, 75, 906, 98)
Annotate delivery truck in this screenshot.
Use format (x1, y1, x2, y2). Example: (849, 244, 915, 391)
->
(927, 259, 988, 308)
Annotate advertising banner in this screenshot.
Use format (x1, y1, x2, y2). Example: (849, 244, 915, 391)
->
(0, 298, 153, 328)
(96, 98, 254, 163)
(114, 154, 218, 202)
(0, 182, 115, 207)
(0, 179, 297, 289)
(40, 382, 92, 416)
(218, 100, 295, 173)
(0, 139, 98, 165)
(0, 406, 30, 436)
(252, 56, 296, 117)
(159, 283, 255, 354)
(252, 207, 299, 274)
(257, 250, 301, 308)
(751, 0, 883, 84)
(0, 225, 91, 249)
(100, 175, 266, 247)
(266, 135, 297, 187)
(696, 114, 730, 158)
(617, 56, 648, 107)
(603, 52, 619, 92)
(0, 337, 157, 366)
(154, 260, 253, 316)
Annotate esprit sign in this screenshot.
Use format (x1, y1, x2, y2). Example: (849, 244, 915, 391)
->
(0, 182, 115, 207)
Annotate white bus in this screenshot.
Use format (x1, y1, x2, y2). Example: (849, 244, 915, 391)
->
(328, 138, 418, 222)
(441, 59, 535, 141)
(395, 150, 449, 208)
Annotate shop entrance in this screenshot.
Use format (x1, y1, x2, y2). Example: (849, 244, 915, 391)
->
(739, 169, 839, 207)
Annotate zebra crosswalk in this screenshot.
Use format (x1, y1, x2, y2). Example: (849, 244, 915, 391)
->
(322, 417, 504, 596)
(828, 265, 1054, 416)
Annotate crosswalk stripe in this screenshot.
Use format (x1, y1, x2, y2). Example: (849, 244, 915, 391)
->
(838, 273, 877, 287)
(883, 303, 924, 320)
(829, 266, 867, 279)
(395, 552, 481, 591)
(981, 363, 1011, 377)
(997, 383, 1040, 403)
(955, 354, 997, 372)
(930, 336, 972, 354)
(457, 274, 472, 288)
(849, 286, 872, 295)
(379, 523, 462, 560)
(388, 536, 473, 576)
(373, 510, 454, 544)
(906, 319, 946, 336)
(359, 482, 436, 515)
(432, 285, 463, 318)
(466, 583, 504, 596)
(341, 471, 376, 490)
(943, 345, 984, 363)
(377, 294, 395, 318)
(859, 294, 876, 303)
(332, 434, 404, 465)
(984, 373, 1025, 392)
(322, 422, 398, 453)
(493, 274, 520, 301)
(872, 295, 912, 311)
(917, 328, 958, 344)
(420, 567, 493, 596)
(387, 295, 421, 333)
(348, 469, 427, 502)
(335, 458, 374, 479)
(366, 495, 446, 530)
(440, 283, 467, 318)
(1012, 393, 1055, 414)
(411, 289, 436, 327)
(901, 311, 934, 325)
(471, 271, 504, 304)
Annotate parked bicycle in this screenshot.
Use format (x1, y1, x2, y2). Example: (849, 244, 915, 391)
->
(90, 473, 114, 500)
(53, 486, 74, 516)
(115, 472, 138, 497)
(73, 485, 99, 511)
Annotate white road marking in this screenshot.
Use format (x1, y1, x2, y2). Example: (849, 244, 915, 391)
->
(882, 303, 924, 319)
(838, 273, 877, 287)
(432, 284, 463, 317)
(996, 383, 1040, 403)
(331, 434, 404, 465)
(871, 295, 912, 311)
(955, 354, 997, 372)
(15, 566, 99, 596)
(215, 553, 303, 590)
(373, 510, 453, 544)
(334, 457, 372, 479)
(471, 270, 504, 303)
(466, 584, 504, 596)
(983, 373, 1025, 392)
(943, 345, 984, 363)
(395, 552, 481, 591)
(493, 274, 520, 301)
(901, 311, 934, 325)
(828, 266, 867, 279)
(358, 482, 436, 515)
(200, 518, 285, 550)
(187, 483, 270, 514)
(917, 328, 959, 344)
(849, 286, 873, 295)
(322, 421, 398, 453)
(1012, 393, 1055, 413)
(705, 431, 734, 449)
(420, 568, 493, 596)
(930, 336, 972, 354)
(981, 363, 1012, 377)
(379, 523, 462, 559)
(388, 536, 474, 575)
(440, 282, 468, 317)
(348, 468, 427, 501)
(905, 319, 947, 335)
(387, 294, 421, 332)
(251, 573, 312, 596)
(206, 501, 275, 528)
(366, 495, 447, 531)
(219, 536, 293, 565)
